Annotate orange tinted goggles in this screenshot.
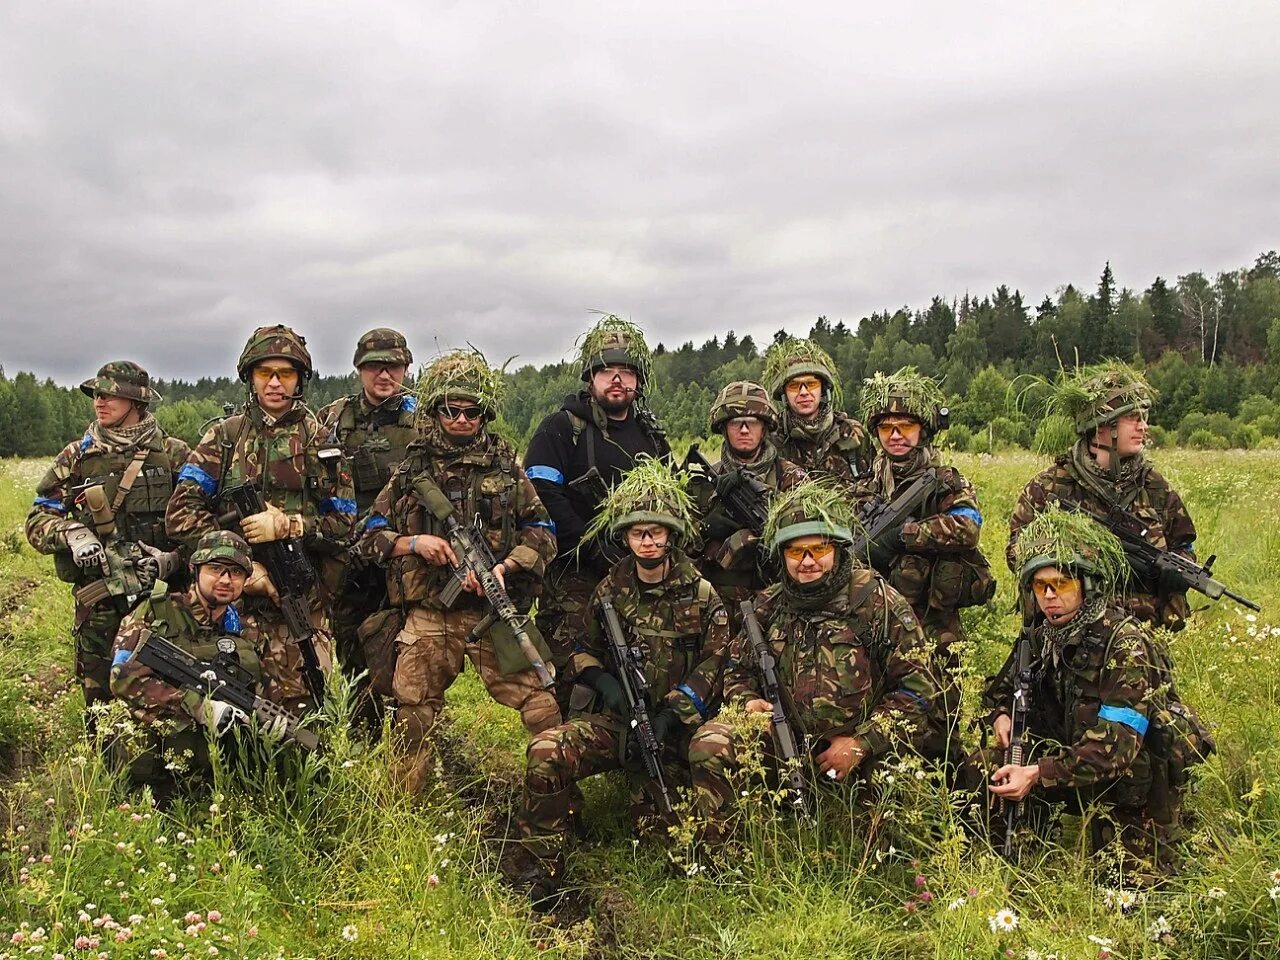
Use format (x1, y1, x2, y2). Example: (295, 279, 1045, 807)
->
(782, 541, 837, 562)
(784, 377, 823, 397)
(252, 364, 299, 385)
(875, 418, 922, 442)
(1030, 574, 1081, 599)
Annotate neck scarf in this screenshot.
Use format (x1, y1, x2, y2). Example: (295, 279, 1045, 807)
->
(87, 412, 162, 455)
(870, 444, 940, 498)
(1041, 594, 1107, 664)
(1069, 438, 1147, 510)
(724, 439, 778, 477)
(783, 405, 836, 447)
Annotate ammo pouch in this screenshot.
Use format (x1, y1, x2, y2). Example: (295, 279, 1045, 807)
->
(476, 613, 553, 678)
(1150, 700, 1216, 789)
(930, 551, 997, 610)
(356, 607, 405, 697)
(351, 442, 390, 494)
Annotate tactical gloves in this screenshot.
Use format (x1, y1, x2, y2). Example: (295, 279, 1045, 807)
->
(197, 698, 248, 738)
(63, 524, 105, 569)
(136, 545, 182, 591)
(578, 666, 628, 716)
(241, 502, 303, 544)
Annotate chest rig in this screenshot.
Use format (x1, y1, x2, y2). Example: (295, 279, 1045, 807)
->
(336, 396, 419, 508)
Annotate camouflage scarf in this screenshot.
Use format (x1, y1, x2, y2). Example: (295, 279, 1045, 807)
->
(870, 443, 941, 499)
(782, 405, 835, 447)
(1069, 439, 1148, 510)
(86, 412, 162, 455)
(1041, 594, 1107, 665)
(421, 416, 486, 455)
(781, 548, 852, 612)
(723, 438, 779, 478)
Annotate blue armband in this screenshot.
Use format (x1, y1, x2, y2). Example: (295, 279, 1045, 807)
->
(520, 519, 557, 534)
(219, 605, 242, 635)
(111, 648, 132, 668)
(894, 687, 931, 711)
(946, 506, 983, 526)
(33, 496, 67, 513)
(1098, 704, 1149, 736)
(363, 515, 390, 532)
(320, 497, 358, 516)
(401, 396, 418, 413)
(177, 464, 218, 497)
(676, 683, 708, 719)
(526, 466, 565, 485)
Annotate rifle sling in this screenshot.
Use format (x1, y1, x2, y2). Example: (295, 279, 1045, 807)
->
(111, 450, 150, 515)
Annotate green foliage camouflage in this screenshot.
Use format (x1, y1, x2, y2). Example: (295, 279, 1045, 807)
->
(762, 477, 859, 550)
(1012, 502, 1130, 594)
(859, 365, 947, 428)
(415, 348, 507, 416)
(584, 454, 696, 542)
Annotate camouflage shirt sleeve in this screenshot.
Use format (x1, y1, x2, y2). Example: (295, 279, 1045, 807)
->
(503, 466, 556, 578)
(568, 578, 610, 676)
(305, 419, 357, 544)
(904, 468, 982, 554)
(109, 610, 197, 728)
(1037, 621, 1155, 789)
(1149, 469, 1197, 556)
(25, 438, 87, 554)
(843, 584, 939, 761)
(663, 584, 729, 728)
(353, 468, 405, 562)
(1006, 471, 1052, 573)
(165, 424, 225, 553)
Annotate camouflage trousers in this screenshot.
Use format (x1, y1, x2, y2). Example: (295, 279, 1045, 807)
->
(73, 600, 123, 720)
(329, 561, 388, 731)
(517, 714, 691, 856)
(965, 746, 1181, 876)
(392, 604, 561, 792)
(539, 562, 605, 671)
(250, 596, 335, 716)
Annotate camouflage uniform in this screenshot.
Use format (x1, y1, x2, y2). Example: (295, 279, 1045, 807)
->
(318, 329, 422, 720)
(109, 532, 261, 804)
(165, 326, 355, 712)
(354, 417, 559, 790)
(517, 551, 729, 856)
(976, 603, 1189, 871)
(1006, 444, 1196, 630)
(688, 560, 940, 837)
(25, 361, 189, 720)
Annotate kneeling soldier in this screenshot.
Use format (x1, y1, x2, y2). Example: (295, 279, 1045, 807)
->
(109, 532, 286, 805)
(977, 507, 1212, 879)
(688, 480, 941, 842)
(512, 457, 728, 900)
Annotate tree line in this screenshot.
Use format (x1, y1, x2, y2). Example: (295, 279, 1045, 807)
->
(3, 250, 1279, 459)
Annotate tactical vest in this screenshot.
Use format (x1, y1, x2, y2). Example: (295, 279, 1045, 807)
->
(1046, 456, 1171, 547)
(67, 443, 178, 549)
(331, 395, 419, 509)
(612, 572, 713, 696)
(214, 412, 332, 518)
(136, 585, 262, 680)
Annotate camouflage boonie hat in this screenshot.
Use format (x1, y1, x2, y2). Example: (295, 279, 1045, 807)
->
(860, 367, 948, 434)
(236, 324, 313, 381)
(353, 328, 412, 367)
(577, 315, 653, 385)
(190, 530, 253, 575)
(709, 381, 778, 432)
(79, 361, 162, 404)
(764, 479, 855, 552)
(762, 338, 842, 404)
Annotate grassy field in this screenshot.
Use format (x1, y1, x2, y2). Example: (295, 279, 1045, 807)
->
(1, 451, 1279, 959)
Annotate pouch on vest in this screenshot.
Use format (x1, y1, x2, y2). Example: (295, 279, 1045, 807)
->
(477, 615, 554, 677)
(356, 606, 404, 698)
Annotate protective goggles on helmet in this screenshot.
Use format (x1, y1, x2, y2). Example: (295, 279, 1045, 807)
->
(1029, 572, 1082, 602)
(784, 376, 824, 397)
(438, 404, 485, 422)
(251, 364, 300, 386)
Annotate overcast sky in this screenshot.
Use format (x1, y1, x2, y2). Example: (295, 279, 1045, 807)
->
(1, 1, 1277, 384)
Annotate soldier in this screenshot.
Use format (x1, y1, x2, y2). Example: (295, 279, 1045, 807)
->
(1008, 361, 1196, 631)
(319, 328, 422, 728)
(762, 337, 871, 482)
(688, 381, 805, 632)
(166, 325, 355, 713)
(523, 315, 671, 668)
(688, 480, 941, 843)
(109, 531, 284, 805)
(511, 458, 728, 901)
(26, 361, 190, 731)
(977, 507, 1212, 878)
(850, 367, 995, 757)
(353, 349, 559, 793)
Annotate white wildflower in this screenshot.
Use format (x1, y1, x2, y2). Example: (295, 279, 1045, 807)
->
(988, 909, 1018, 933)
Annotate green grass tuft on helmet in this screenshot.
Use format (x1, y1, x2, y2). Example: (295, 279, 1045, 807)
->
(416, 348, 507, 420)
(763, 478, 857, 553)
(1013, 504, 1128, 597)
(1015, 359, 1156, 454)
(762, 337, 843, 408)
(860, 366, 948, 435)
(576, 313, 654, 387)
(585, 455, 696, 545)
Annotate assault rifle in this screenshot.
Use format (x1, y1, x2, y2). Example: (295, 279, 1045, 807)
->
(132, 631, 319, 751)
(682, 444, 770, 536)
(417, 481, 555, 689)
(1057, 498, 1260, 613)
(218, 484, 326, 710)
(599, 599, 674, 814)
(1001, 626, 1034, 859)
(739, 601, 807, 810)
(69, 480, 181, 613)
(850, 468, 942, 574)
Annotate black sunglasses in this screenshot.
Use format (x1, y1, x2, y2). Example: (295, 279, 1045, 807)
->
(438, 404, 484, 422)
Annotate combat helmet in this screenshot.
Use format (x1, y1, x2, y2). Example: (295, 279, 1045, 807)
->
(762, 338, 842, 405)
(236, 325, 314, 383)
(709, 381, 779, 432)
(417, 348, 505, 420)
(189, 530, 254, 576)
(79, 360, 162, 405)
(763, 479, 855, 553)
(577, 314, 653, 387)
(353, 328, 413, 368)
(1027, 359, 1156, 454)
(860, 366, 949, 436)
(1013, 505, 1127, 597)
(586, 456, 696, 546)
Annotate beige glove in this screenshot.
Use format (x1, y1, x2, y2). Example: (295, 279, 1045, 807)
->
(240, 502, 302, 544)
(242, 561, 280, 603)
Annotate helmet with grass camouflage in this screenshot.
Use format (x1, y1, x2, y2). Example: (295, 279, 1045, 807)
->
(1027, 360, 1157, 452)
(709, 381, 779, 432)
(236, 325, 314, 382)
(764, 479, 855, 552)
(577, 314, 653, 386)
(586, 456, 695, 544)
(860, 367, 948, 435)
(79, 361, 162, 405)
(190, 530, 254, 575)
(762, 338, 842, 405)
(417, 349, 505, 419)
(353, 328, 412, 368)
(1013, 505, 1127, 595)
